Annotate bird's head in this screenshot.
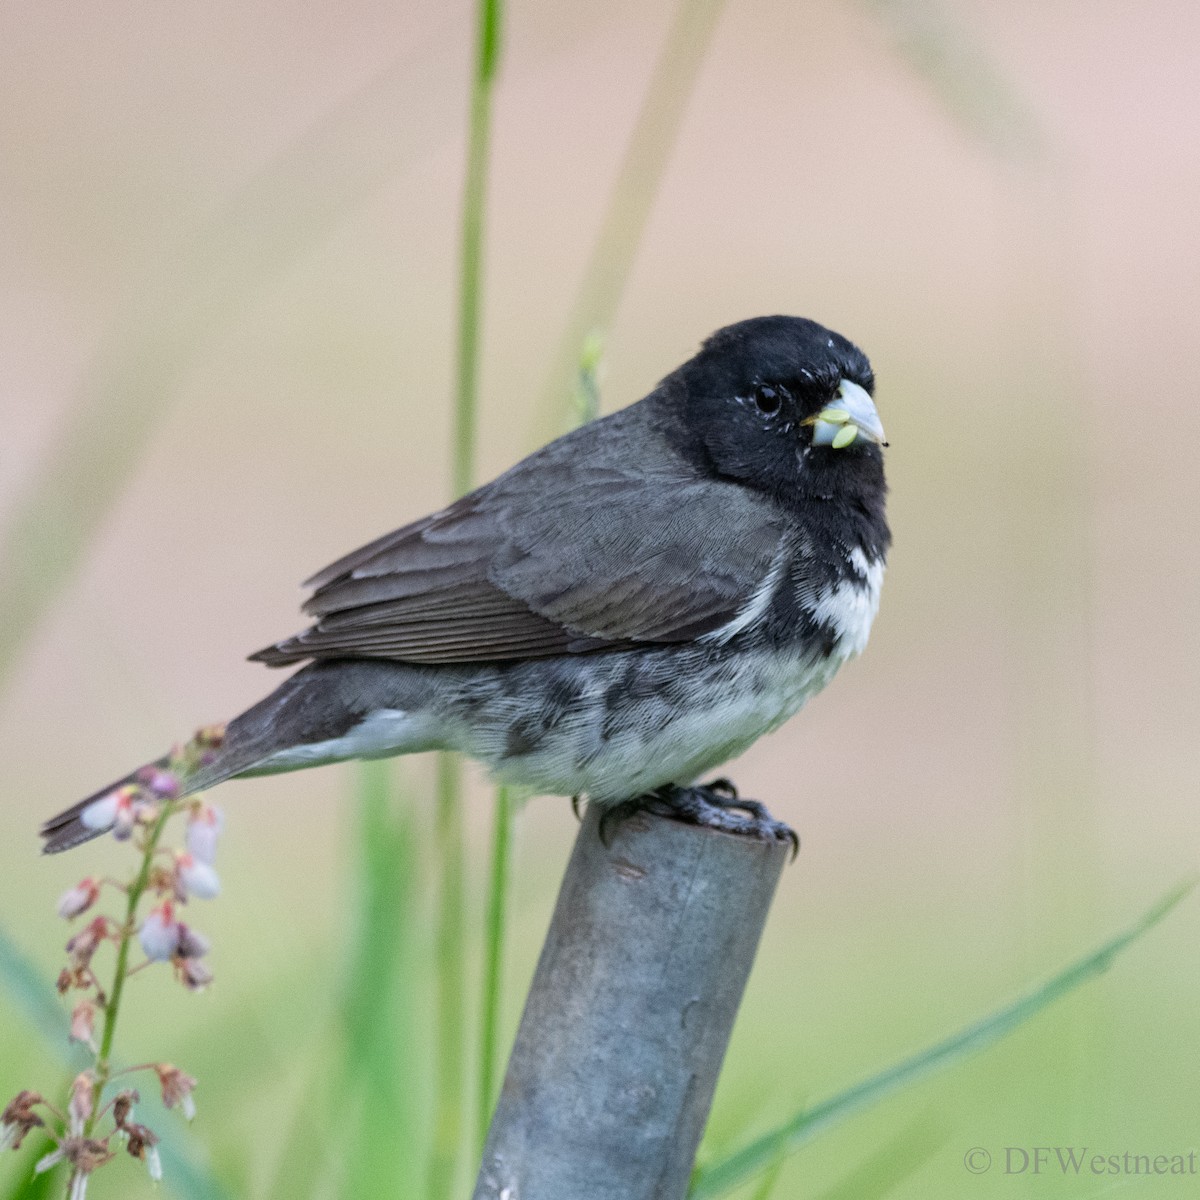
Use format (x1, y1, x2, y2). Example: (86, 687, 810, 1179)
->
(661, 315, 887, 508)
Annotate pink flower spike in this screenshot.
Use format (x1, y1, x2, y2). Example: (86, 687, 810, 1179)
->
(57, 878, 101, 920)
(185, 804, 223, 865)
(176, 853, 220, 900)
(155, 1065, 197, 1120)
(139, 904, 181, 962)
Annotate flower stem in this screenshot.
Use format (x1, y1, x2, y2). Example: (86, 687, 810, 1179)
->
(86, 804, 174, 1129)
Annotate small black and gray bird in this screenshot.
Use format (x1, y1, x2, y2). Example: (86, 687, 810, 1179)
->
(41, 315, 889, 854)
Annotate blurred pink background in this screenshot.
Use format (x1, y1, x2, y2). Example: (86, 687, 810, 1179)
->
(1, 2, 1197, 1195)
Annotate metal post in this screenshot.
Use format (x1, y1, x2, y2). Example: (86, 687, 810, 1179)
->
(473, 803, 789, 1200)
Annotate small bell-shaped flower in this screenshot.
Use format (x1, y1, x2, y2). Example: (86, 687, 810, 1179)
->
(67, 1073, 92, 1136)
(1, 1091, 45, 1151)
(65, 917, 108, 973)
(176, 924, 210, 960)
(57, 878, 101, 920)
(185, 803, 223, 865)
(123, 1121, 160, 1180)
(80, 783, 157, 843)
(112, 786, 142, 841)
(155, 1065, 197, 1121)
(176, 852, 220, 900)
(178, 958, 214, 992)
(69, 1001, 97, 1053)
(139, 903, 181, 962)
(136, 765, 181, 800)
(111, 1090, 138, 1131)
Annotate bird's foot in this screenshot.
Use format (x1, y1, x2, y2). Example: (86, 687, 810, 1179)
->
(598, 781, 798, 859)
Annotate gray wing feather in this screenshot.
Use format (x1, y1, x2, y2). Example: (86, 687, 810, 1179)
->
(251, 408, 786, 666)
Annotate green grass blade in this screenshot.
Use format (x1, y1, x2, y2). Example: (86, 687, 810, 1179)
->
(532, 0, 728, 439)
(689, 877, 1197, 1199)
(747, 1139, 788, 1200)
(434, 3, 504, 1195)
(257, 1046, 340, 1200)
(266, 764, 427, 1200)
(341, 760, 424, 1199)
(477, 785, 513, 1151)
(451, 0, 503, 500)
(431, 754, 468, 1200)
(573, 333, 604, 426)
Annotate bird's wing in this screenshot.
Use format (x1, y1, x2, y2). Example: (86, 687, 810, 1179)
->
(250, 418, 787, 667)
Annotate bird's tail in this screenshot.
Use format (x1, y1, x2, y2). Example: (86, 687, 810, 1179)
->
(39, 726, 240, 855)
(40, 660, 441, 854)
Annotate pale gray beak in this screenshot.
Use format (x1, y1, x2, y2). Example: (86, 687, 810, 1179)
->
(809, 379, 887, 449)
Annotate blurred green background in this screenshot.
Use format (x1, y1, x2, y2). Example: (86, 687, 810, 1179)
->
(1, 1, 1197, 1197)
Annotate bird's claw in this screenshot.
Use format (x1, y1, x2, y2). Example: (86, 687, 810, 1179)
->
(595, 781, 798, 860)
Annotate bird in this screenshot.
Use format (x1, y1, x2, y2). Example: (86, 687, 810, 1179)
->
(40, 315, 890, 855)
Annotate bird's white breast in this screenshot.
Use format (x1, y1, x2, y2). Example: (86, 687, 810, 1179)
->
(808, 547, 885, 657)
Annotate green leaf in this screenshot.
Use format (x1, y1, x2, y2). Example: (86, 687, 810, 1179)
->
(0, 927, 84, 1065)
(0, 1133, 62, 1200)
(690, 877, 1197, 1198)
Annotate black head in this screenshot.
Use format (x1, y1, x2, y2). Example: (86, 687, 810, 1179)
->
(656, 315, 887, 522)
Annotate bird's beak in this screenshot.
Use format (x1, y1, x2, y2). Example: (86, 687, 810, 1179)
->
(809, 379, 888, 449)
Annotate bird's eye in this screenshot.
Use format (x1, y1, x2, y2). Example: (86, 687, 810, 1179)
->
(752, 383, 782, 415)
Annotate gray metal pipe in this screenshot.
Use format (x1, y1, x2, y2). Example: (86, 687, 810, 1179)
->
(474, 804, 789, 1200)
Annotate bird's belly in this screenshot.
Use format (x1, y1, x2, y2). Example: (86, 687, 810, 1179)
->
(476, 646, 847, 803)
